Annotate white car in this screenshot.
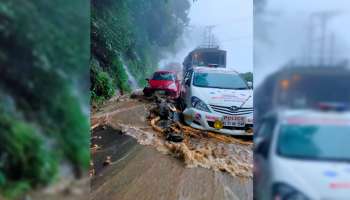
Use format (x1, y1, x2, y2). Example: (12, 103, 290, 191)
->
(254, 106, 350, 200)
(180, 67, 253, 136)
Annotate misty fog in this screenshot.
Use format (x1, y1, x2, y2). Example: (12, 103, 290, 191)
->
(255, 0, 350, 85)
(160, 0, 253, 73)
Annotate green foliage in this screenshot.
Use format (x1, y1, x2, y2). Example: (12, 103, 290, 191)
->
(0, 172, 5, 186)
(91, 64, 115, 101)
(0, 0, 89, 197)
(0, 181, 30, 199)
(127, 58, 154, 87)
(91, 0, 190, 98)
(111, 58, 131, 93)
(0, 119, 58, 183)
(0, 107, 58, 197)
(240, 72, 254, 82)
(54, 91, 90, 169)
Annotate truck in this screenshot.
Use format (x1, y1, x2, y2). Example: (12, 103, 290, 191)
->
(182, 47, 227, 77)
(254, 65, 350, 126)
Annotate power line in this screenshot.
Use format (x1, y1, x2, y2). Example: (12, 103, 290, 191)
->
(309, 11, 341, 66)
(219, 35, 252, 43)
(305, 11, 341, 66)
(200, 25, 219, 48)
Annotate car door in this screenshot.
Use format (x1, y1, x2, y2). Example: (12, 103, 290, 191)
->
(254, 117, 277, 200)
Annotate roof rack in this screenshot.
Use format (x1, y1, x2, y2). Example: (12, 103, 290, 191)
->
(196, 45, 220, 49)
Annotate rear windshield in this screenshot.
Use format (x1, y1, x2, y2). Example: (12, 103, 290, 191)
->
(193, 72, 248, 90)
(277, 124, 350, 161)
(276, 74, 350, 108)
(152, 72, 175, 81)
(192, 52, 225, 67)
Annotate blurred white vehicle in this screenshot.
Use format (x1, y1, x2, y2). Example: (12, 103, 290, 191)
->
(180, 67, 253, 136)
(254, 104, 350, 200)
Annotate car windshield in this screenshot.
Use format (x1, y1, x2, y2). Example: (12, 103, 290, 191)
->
(193, 72, 248, 90)
(152, 72, 175, 81)
(277, 124, 350, 161)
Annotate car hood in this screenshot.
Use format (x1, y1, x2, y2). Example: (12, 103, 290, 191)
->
(149, 80, 174, 89)
(274, 157, 350, 199)
(192, 86, 253, 108)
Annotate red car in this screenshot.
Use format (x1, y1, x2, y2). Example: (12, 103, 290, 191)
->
(143, 70, 180, 99)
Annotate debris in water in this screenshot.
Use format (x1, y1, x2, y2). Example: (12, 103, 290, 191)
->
(91, 93, 253, 178)
(164, 127, 184, 142)
(103, 156, 112, 167)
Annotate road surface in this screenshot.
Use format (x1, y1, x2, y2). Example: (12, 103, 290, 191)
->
(91, 94, 253, 200)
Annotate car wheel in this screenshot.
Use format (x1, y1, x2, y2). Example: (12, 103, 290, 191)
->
(143, 91, 152, 97)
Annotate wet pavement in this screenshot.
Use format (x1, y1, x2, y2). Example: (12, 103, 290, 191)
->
(27, 178, 89, 200)
(91, 94, 253, 200)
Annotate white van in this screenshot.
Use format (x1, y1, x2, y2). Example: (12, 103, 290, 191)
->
(180, 67, 253, 136)
(254, 107, 350, 200)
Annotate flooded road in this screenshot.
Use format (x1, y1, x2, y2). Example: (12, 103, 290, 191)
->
(91, 94, 253, 200)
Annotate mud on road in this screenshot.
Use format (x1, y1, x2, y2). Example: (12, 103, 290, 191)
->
(91, 93, 253, 200)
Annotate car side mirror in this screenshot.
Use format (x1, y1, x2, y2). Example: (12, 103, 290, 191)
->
(145, 78, 150, 82)
(247, 81, 253, 89)
(254, 138, 269, 159)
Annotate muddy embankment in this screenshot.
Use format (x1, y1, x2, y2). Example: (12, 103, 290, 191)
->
(90, 94, 253, 200)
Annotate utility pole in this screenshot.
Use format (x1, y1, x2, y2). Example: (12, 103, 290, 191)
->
(329, 32, 335, 66)
(202, 25, 216, 48)
(313, 11, 340, 66)
(307, 14, 315, 66)
(319, 13, 327, 66)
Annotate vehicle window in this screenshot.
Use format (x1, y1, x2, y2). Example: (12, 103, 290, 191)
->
(193, 72, 248, 90)
(153, 72, 175, 81)
(276, 74, 350, 108)
(192, 52, 224, 66)
(277, 124, 350, 161)
(257, 118, 276, 139)
(255, 118, 276, 154)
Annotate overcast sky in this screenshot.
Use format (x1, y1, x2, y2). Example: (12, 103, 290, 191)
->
(160, 0, 253, 73)
(255, 0, 350, 85)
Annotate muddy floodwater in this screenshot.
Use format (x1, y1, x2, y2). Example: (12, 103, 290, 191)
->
(91, 95, 253, 200)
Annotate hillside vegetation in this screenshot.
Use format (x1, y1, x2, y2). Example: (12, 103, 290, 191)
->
(0, 1, 89, 198)
(91, 0, 191, 103)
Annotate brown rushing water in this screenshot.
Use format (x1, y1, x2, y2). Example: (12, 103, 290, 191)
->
(91, 95, 253, 200)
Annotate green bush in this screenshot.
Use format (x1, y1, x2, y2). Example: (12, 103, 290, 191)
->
(0, 0, 90, 197)
(0, 172, 6, 187)
(111, 57, 131, 93)
(1, 181, 30, 199)
(91, 66, 115, 101)
(0, 111, 57, 197)
(54, 92, 90, 171)
(91, 0, 191, 101)
(240, 72, 253, 82)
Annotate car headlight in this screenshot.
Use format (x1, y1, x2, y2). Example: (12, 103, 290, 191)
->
(273, 183, 310, 200)
(191, 96, 211, 112)
(168, 82, 177, 90)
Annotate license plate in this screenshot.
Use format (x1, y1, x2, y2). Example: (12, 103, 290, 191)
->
(223, 116, 246, 127)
